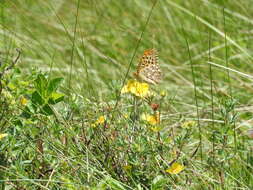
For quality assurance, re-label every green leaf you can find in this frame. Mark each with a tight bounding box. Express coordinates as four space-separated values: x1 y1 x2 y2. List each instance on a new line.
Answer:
47 77 63 95
97 176 126 190
30 126 40 137
48 92 64 104
41 104 54 116
20 106 32 119
34 74 48 97
12 119 23 127
7 83 16 90
31 91 44 106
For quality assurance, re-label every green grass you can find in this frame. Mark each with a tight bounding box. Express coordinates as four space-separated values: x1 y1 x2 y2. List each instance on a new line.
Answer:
1 0 253 189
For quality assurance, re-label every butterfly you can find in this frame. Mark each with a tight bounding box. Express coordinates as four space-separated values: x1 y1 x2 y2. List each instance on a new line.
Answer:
134 49 162 85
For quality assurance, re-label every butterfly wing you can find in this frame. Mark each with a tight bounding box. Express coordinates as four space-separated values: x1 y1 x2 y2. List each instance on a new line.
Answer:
137 49 162 84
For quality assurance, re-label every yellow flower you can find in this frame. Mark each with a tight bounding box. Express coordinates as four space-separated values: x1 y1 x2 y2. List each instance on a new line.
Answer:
181 120 197 129
20 96 28 106
141 113 159 125
0 133 8 140
166 162 184 174
123 114 129 119
121 80 150 98
94 116 106 126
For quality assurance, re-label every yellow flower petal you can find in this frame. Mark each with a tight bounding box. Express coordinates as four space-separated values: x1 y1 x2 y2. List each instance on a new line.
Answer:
121 80 135 94
0 133 8 140
166 162 184 174
121 84 130 94
134 82 149 97
93 116 106 127
20 97 28 106
141 113 159 125
121 80 150 98
123 114 129 119
147 115 158 125
96 116 105 125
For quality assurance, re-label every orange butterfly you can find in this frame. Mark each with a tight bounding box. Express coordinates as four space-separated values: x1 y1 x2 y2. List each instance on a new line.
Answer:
134 49 162 85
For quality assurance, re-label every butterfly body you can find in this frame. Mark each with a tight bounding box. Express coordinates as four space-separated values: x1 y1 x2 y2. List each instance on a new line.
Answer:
134 49 162 85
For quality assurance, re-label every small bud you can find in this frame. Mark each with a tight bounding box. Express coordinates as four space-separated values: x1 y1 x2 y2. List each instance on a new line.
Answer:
150 103 159 111
160 90 167 97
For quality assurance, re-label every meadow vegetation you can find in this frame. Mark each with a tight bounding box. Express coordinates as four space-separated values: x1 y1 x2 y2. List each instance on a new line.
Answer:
1 0 253 189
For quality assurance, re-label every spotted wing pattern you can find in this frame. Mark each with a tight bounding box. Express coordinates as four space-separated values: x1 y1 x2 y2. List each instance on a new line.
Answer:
136 49 162 85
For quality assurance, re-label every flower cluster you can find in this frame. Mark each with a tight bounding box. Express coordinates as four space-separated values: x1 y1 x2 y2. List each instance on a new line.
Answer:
121 80 150 98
